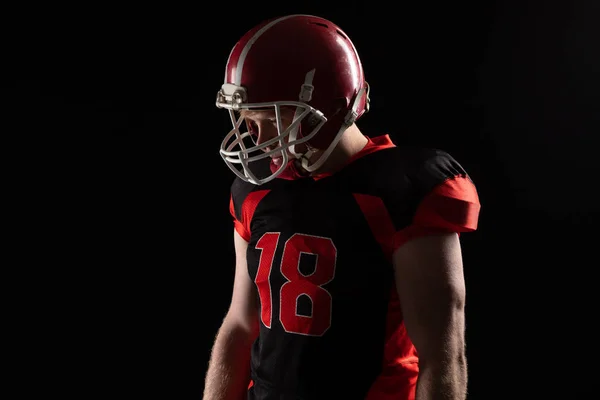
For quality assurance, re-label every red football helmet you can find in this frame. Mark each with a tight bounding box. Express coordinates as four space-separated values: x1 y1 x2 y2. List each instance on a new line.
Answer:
216 14 370 185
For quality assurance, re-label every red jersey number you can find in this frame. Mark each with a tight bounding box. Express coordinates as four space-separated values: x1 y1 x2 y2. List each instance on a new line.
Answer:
254 232 337 336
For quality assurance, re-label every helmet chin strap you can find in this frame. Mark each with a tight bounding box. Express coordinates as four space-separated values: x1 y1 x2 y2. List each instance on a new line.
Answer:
299 124 345 172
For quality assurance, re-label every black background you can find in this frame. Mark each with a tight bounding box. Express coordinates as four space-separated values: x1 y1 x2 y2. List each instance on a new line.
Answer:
5 0 599 398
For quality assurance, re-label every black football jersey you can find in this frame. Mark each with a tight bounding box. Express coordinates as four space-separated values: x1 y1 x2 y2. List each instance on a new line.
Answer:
229 135 480 400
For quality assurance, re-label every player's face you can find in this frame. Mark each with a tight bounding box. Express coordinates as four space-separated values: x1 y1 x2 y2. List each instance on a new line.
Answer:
240 108 309 166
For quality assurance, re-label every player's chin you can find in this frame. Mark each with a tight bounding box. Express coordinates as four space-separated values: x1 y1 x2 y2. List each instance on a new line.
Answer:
270 149 291 167
271 156 284 166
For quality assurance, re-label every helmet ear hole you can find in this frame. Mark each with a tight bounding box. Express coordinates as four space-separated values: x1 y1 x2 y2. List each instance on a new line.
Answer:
321 97 349 122
333 97 350 114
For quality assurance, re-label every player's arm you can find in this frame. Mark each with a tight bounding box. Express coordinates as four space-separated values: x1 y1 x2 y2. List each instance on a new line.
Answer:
393 232 468 400
203 229 259 400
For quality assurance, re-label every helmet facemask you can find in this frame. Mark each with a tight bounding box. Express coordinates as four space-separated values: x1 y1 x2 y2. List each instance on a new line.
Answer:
217 83 327 185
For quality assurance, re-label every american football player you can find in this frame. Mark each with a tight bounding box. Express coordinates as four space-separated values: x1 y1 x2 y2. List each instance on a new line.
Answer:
203 14 481 400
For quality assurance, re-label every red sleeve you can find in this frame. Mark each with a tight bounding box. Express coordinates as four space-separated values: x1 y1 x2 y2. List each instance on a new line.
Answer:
392 175 480 250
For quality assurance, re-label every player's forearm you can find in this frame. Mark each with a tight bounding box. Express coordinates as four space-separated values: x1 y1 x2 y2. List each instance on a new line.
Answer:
415 306 468 400
203 322 255 400
415 347 468 400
